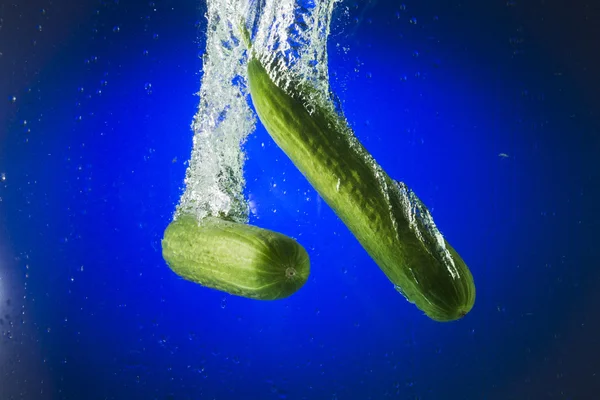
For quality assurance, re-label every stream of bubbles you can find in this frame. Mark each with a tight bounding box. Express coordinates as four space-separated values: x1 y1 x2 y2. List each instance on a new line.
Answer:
174 0 339 223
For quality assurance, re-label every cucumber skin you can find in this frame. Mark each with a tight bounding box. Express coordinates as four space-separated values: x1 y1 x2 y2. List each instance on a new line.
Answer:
162 214 310 300
247 57 475 321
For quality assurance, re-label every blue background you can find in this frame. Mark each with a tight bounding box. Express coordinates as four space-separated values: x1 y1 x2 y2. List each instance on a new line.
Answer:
1 0 598 399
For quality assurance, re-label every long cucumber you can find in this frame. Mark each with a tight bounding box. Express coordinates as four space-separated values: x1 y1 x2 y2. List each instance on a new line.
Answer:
244 31 475 321
162 214 310 300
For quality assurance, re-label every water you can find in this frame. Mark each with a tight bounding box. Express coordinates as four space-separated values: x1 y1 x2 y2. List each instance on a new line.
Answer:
1 0 598 399
176 0 254 224
176 0 337 225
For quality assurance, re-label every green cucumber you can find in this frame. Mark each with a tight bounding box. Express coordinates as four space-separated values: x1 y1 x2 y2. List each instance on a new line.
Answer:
161 214 310 300
244 32 475 321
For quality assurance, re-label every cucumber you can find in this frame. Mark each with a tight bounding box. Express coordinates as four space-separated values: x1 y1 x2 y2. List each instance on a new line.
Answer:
161 214 310 300
244 33 475 321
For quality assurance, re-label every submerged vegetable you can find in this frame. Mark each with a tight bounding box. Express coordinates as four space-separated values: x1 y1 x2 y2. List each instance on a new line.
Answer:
243 29 475 321
162 214 310 300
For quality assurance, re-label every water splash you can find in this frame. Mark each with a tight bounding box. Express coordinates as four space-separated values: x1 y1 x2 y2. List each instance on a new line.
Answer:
175 0 255 223
175 0 339 224
249 0 339 112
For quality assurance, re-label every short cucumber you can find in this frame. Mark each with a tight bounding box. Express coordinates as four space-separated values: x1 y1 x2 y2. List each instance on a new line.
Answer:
161 214 310 300
244 35 475 321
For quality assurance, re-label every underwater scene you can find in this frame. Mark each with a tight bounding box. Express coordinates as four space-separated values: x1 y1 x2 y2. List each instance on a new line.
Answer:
0 0 598 399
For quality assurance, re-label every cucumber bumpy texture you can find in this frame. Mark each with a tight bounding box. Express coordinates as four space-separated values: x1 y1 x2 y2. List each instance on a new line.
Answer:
162 214 310 300
243 29 475 321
